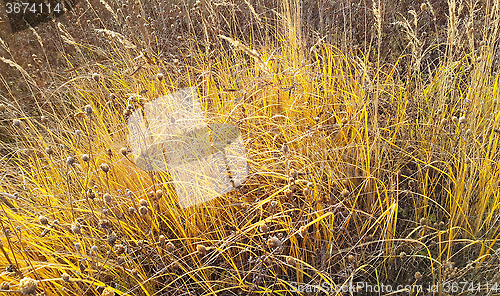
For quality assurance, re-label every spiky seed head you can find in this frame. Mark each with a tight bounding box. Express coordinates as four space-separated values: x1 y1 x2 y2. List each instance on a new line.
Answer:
139 199 148 207
347 254 355 262
45 147 53 155
459 116 466 124
71 222 81 235
114 244 125 255
100 163 110 173
107 231 117 246
81 154 90 162
92 73 100 82
66 156 75 166
103 193 112 204
128 207 136 215
0 104 5 112
299 226 308 238
414 271 422 280
340 188 349 198
267 236 281 249
138 206 148 216
286 256 296 266
281 142 289 154
259 223 269 234
61 273 70 282
19 277 37 295
159 235 166 244
303 185 311 196
0 281 10 290
101 287 114 296
166 241 175 252
84 104 93 115
39 215 49 225
197 244 207 256
120 147 129 156
155 190 163 199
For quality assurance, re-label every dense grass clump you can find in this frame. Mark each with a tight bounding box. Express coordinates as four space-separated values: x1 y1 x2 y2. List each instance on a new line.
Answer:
1 0 500 295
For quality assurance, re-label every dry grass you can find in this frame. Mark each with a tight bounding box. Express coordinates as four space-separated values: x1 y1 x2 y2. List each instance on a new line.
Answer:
1 0 500 295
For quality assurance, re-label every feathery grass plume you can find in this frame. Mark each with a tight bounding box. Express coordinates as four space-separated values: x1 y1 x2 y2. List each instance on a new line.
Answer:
98 0 119 23
219 35 269 74
94 28 136 49
0 57 31 79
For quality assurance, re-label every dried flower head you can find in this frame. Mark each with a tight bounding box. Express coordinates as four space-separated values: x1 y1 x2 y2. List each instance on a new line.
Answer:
459 116 467 124
81 154 90 162
155 190 163 199
267 236 282 249
87 189 96 200
84 104 93 115
71 222 81 235
166 241 175 252
38 215 49 225
103 193 112 204
101 287 114 296
128 207 136 215
284 189 293 198
100 163 110 173
114 244 125 255
61 273 70 282
197 244 207 256
18 277 37 295
340 188 349 198
12 119 21 127
66 156 75 166
107 231 117 246
281 142 289 154
139 199 148 207
45 147 53 155
286 256 296 266
138 206 148 216
159 235 166 244
120 147 129 156
92 73 100 82
414 271 422 280
347 254 355 262
259 222 269 234
0 104 5 112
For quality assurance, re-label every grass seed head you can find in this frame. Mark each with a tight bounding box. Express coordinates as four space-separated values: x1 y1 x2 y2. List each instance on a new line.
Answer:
18 277 37 295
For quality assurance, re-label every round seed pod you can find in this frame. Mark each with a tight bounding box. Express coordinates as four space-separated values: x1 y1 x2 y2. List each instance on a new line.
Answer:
45 147 53 155
92 73 100 82
139 199 148 207
100 163 110 173
166 241 175 252
259 223 269 234
61 273 70 282
103 193 112 204
267 236 282 249
286 256 296 266
159 235 166 244
120 147 129 156
18 277 37 295
66 156 75 166
197 244 207 256
39 215 49 225
138 206 148 216
81 154 90 162
12 119 21 127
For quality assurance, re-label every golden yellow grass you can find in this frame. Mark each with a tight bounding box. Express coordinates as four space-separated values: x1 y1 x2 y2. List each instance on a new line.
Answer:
0 0 500 295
